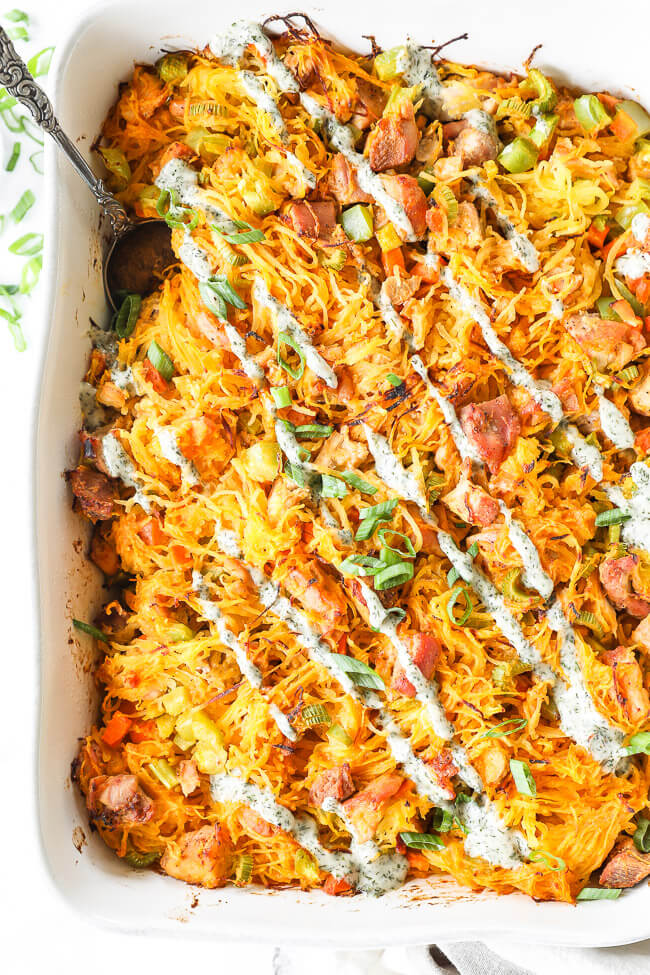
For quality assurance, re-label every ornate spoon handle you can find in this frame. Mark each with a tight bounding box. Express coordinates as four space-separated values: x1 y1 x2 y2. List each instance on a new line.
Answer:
0 25 131 237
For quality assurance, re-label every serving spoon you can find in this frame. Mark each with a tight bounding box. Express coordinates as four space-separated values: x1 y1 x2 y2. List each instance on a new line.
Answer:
0 26 175 310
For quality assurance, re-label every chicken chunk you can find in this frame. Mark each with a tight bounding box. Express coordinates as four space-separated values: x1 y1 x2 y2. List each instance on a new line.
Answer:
284 201 338 241
178 760 200 797
285 560 347 633
366 101 419 172
442 473 500 527
309 764 355 807
160 824 233 888
599 554 650 619
316 425 369 470
455 201 483 248
629 365 650 416
459 395 521 474
565 313 645 372
455 122 499 168
602 646 650 723
239 806 275 837
632 615 650 653
600 838 650 888
87 774 154 827
351 78 387 131
380 174 428 238
392 631 442 698
68 467 116 522
342 773 404 843
328 153 373 205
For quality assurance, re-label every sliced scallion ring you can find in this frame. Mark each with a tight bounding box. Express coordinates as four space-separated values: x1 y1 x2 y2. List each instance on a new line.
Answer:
73 618 110 644
446 586 473 626
355 499 398 541
8 232 43 255
386 373 402 387
626 731 650 755
294 423 334 439
147 341 175 381
323 651 385 691
338 554 383 576
301 704 331 726
27 46 54 77
509 758 536 797
377 528 416 558
374 560 414 591
340 471 377 495
10 189 35 223
321 473 348 499
528 850 566 872
271 385 291 409
480 718 528 740
213 219 265 245
576 887 621 901
6 142 20 172
399 832 444 851
594 508 631 528
277 331 305 380
112 293 141 339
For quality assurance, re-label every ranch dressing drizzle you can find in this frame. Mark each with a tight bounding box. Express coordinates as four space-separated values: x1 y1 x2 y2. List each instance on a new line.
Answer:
101 432 151 512
156 158 240 235
498 501 553 599
594 384 635 450
154 425 199 486
440 268 562 423
632 212 650 244
238 70 316 188
400 44 443 115
564 422 603 482
605 461 650 553
322 798 408 895
192 570 297 740
410 355 482 464
209 21 418 240
79 382 109 432
616 249 650 280
252 277 338 388
466 176 539 273
363 424 428 510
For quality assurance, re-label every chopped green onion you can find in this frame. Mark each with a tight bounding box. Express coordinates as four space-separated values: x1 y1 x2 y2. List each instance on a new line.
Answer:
4 9 28 20
386 373 402 387
29 149 43 174
7 25 28 40
618 365 640 384
284 461 306 487
379 547 402 567
377 528 416 558
147 758 178 789
328 723 353 746
595 508 631 527
426 472 446 502
73 618 109 643
626 731 650 755
147 341 174 381
340 471 377 495
339 554 384 576
374 46 407 82
480 718 528 740
10 189 34 223
633 817 650 853
123 849 160 868
576 887 622 901
468 542 479 559
429 808 455 833
374 560 414 591
294 424 334 439
5 315 25 351
155 188 199 231
509 758 536 797
97 147 131 185
501 568 530 602
112 293 141 340
324 651 385 691
234 853 253 884
277 331 305 380
340 204 374 243
447 567 459 587
613 100 650 141
19 256 41 294
608 524 621 546
319 247 347 271
398 831 444 851
6 141 20 172
528 69 557 112
446 586 473 626
26 46 54 78
528 850 566 872
498 137 538 174
271 385 291 409
321 473 348 499
417 168 436 195
155 53 189 85
355 499 398 541
301 704 331 726
213 219 265 245
8 231 42 255
573 94 612 133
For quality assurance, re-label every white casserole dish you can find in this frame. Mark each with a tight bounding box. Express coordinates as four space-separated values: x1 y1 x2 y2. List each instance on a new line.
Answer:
35 0 650 946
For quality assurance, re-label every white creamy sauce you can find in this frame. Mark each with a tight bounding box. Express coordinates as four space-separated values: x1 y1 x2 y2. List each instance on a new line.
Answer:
463 109 498 138
223 323 265 383
458 796 529 868
411 355 483 464
110 364 137 394
192 569 296 740
79 382 109 431
154 425 200 486
101 432 151 512
363 424 428 510
594 384 635 450
323 798 408 895
546 601 626 773
440 269 562 422
498 501 553 599
400 44 443 116
252 277 337 388
550 298 565 320
631 212 650 245
606 462 650 553
616 249 650 280
564 422 604 482
156 158 240 234
178 234 213 281
467 178 539 273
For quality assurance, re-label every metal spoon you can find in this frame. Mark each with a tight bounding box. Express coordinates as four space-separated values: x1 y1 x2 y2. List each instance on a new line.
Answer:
0 26 175 310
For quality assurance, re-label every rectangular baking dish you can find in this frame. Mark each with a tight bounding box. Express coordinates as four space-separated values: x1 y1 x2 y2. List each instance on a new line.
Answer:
35 0 650 946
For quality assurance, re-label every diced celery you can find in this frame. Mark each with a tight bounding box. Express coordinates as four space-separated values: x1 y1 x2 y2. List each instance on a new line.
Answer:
184 127 230 160
529 113 558 150
497 137 539 173
341 204 374 242
573 95 612 133
156 53 189 85
165 622 194 644
175 711 196 741
616 202 649 230
615 100 650 140
374 45 407 82
173 734 194 751
596 296 621 322
162 685 190 715
147 759 179 789
240 179 279 216
97 147 131 185
294 849 321 884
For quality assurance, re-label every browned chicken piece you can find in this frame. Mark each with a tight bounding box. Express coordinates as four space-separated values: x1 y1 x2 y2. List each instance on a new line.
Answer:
350 78 387 131
285 560 347 634
90 525 120 577
284 201 339 241
68 466 116 522
380 174 428 238
599 555 650 619
381 273 422 307
629 364 650 416
602 646 650 724
460 395 521 475
456 201 483 247
342 773 404 843
565 313 645 372
160 824 233 888
600 838 650 888
309 764 355 807
316 426 369 470
178 760 200 797
328 153 373 205
366 101 419 172
151 141 195 179
87 774 154 827
632 615 650 653
442 473 500 527
454 121 500 168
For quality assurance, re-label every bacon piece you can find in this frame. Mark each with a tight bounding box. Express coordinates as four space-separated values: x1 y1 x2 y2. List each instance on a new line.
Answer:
143 357 170 393
392 631 442 697
632 615 650 653
600 838 650 888
599 554 650 619
285 560 347 634
80 428 110 475
285 201 338 241
442 473 500 527
160 824 233 888
381 273 421 307
602 646 650 723
367 101 419 172
87 774 154 826
455 123 499 168
459 395 521 474
552 378 580 414
133 68 167 118
351 79 387 131
328 153 373 205
342 773 403 843
309 764 355 807
178 760 200 797
380 174 428 238
68 467 116 522
239 806 275 837
429 750 459 799
565 313 645 372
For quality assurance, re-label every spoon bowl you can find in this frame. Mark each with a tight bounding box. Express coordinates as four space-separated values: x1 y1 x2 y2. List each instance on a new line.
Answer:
104 219 175 310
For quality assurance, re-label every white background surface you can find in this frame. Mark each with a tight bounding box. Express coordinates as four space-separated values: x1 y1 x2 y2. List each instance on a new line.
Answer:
2 2 650 971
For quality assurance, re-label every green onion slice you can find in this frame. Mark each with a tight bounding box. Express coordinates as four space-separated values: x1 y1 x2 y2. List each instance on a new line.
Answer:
8 232 42 255
386 373 402 387
271 385 291 409
576 887 622 901
626 731 650 755
339 554 384 576
5 9 29 21
374 561 414 591
377 528 416 558
528 850 567 872
468 542 479 559
447 567 460 587
284 461 306 487
399 832 444 851
124 849 161 868
429 808 455 833
324 651 385 691
7 25 28 40
595 508 631 527
213 219 265 245
29 149 44 174
509 758 536 797
355 499 398 541
146 341 174 381
112 293 141 339
446 586 473 626
321 473 348 499
328 723 353 745
294 424 333 439
480 718 528 739
340 471 377 495
27 46 54 77
155 188 199 231
633 817 650 853
277 331 306 380
20 255 41 294
73 618 110 643
301 704 331 726
6 141 20 172
10 189 34 223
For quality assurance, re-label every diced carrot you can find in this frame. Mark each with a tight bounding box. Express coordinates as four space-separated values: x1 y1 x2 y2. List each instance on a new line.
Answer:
170 544 191 566
598 93 620 113
636 428 650 454
634 278 650 306
184 416 218 459
612 299 643 328
587 223 609 250
610 109 640 143
337 632 347 655
129 719 157 743
138 517 168 547
603 236 629 262
102 712 132 748
301 521 314 543
411 261 439 283
323 875 354 896
406 850 431 871
382 247 405 276
143 357 170 394
426 207 444 234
